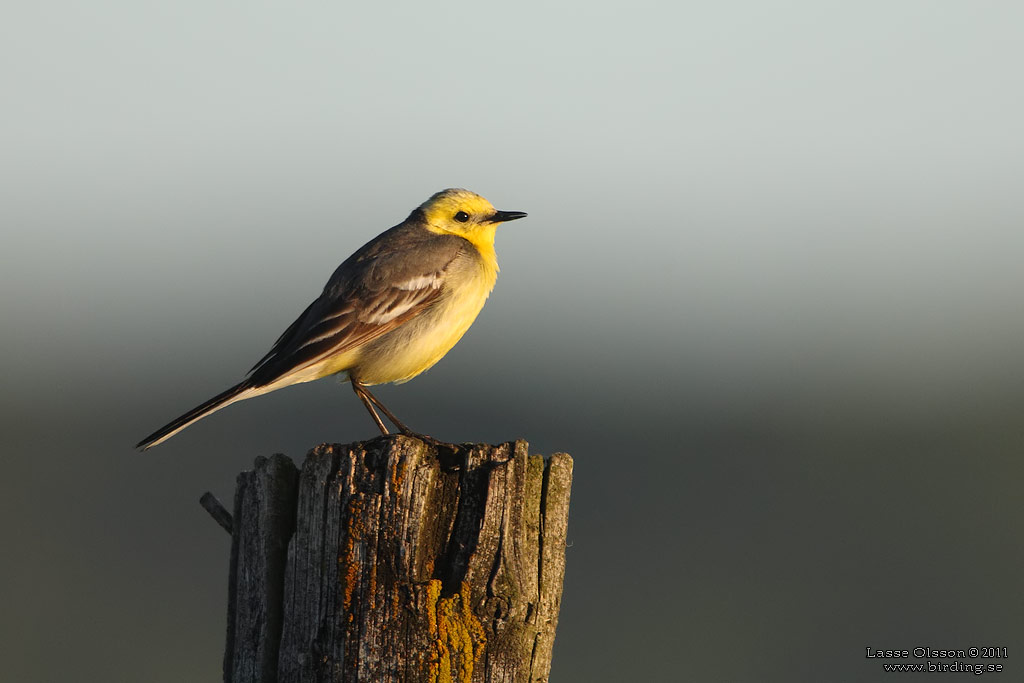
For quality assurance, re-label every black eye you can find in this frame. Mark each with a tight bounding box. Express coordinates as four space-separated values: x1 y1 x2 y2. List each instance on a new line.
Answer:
454 211 470 223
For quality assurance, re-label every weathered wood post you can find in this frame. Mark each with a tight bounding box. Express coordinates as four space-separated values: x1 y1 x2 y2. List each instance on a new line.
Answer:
210 435 573 683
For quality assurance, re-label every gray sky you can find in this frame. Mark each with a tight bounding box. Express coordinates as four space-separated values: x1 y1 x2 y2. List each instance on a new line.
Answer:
5 2 1023 406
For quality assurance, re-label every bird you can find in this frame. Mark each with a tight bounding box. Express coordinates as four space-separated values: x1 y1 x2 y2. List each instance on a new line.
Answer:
136 188 527 450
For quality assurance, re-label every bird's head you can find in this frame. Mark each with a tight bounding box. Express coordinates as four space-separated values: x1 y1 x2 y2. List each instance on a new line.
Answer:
416 188 527 244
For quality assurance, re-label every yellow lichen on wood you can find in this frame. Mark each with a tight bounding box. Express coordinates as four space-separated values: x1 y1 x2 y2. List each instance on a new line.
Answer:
423 579 486 683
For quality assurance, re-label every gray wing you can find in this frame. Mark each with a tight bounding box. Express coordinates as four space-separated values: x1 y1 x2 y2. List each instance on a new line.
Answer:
247 224 470 387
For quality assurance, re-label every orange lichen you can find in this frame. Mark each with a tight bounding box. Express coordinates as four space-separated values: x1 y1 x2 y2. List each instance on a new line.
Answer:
389 454 409 497
341 496 366 617
391 584 401 619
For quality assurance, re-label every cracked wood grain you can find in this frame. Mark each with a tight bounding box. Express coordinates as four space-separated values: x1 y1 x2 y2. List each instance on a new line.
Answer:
221 436 572 683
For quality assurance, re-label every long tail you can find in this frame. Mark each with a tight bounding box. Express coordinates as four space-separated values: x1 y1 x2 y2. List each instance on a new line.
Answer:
136 381 254 451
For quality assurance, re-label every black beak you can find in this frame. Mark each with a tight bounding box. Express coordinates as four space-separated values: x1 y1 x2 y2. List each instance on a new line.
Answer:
489 210 528 223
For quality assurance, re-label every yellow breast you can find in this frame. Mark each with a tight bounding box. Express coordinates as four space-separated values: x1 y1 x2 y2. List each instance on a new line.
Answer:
351 249 498 385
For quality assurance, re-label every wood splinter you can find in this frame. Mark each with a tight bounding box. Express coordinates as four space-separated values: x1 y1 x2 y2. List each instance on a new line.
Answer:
200 491 233 534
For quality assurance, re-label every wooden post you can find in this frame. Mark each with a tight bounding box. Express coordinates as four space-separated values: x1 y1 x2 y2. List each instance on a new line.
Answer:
216 435 573 683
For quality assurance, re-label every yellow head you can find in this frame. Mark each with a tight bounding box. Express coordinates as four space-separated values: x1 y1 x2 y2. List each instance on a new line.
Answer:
417 188 527 246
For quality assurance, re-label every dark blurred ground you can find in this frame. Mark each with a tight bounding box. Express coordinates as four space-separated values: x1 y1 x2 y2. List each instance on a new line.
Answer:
3 313 1021 681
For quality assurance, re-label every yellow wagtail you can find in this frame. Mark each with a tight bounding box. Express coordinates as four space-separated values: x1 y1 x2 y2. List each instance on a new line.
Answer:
136 188 526 450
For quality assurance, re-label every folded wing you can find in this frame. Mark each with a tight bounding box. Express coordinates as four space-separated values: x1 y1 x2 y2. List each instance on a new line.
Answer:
247 230 469 388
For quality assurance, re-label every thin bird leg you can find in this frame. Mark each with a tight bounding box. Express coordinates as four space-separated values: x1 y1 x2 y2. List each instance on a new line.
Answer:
360 388 450 449
360 384 416 435
351 380 390 435
351 379 440 444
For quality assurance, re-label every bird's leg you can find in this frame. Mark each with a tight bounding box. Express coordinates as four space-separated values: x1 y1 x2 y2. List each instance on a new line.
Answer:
351 380 390 435
360 384 416 435
364 389 452 449
351 379 444 446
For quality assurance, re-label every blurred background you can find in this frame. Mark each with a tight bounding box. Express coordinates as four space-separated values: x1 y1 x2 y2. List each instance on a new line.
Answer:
2 2 1022 681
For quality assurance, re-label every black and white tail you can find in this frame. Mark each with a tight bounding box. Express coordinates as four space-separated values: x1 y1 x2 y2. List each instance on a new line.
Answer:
135 381 254 451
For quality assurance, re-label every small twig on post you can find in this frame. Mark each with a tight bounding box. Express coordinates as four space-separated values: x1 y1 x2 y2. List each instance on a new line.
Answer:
200 491 233 534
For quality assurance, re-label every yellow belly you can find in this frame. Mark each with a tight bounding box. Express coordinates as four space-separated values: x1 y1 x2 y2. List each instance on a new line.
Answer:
347 258 496 385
